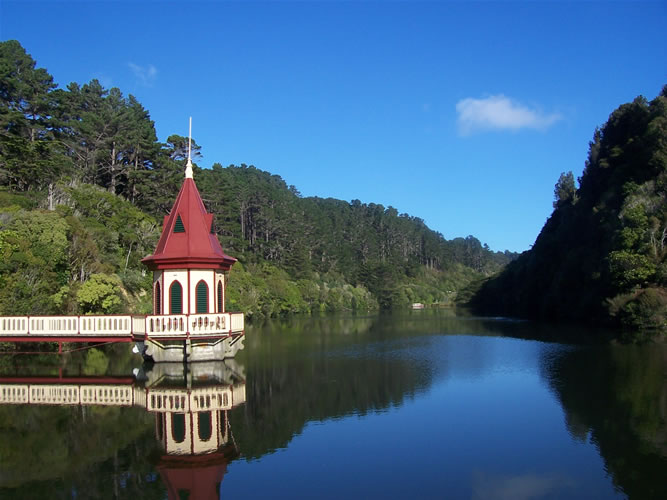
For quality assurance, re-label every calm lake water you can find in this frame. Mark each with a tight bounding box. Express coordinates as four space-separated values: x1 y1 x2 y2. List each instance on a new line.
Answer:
0 310 665 499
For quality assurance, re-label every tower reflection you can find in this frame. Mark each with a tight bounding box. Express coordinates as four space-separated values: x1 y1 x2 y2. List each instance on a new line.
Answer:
0 358 247 499
137 361 246 500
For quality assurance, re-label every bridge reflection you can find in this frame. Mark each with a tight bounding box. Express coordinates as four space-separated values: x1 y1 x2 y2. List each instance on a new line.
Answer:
0 360 246 500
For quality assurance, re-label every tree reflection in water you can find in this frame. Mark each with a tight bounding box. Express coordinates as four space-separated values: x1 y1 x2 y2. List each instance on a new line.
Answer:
0 313 666 499
541 342 667 499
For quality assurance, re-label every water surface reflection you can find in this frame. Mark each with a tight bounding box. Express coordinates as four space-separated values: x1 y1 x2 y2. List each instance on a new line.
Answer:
229 312 666 499
0 311 665 499
0 355 245 499
541 343 667 499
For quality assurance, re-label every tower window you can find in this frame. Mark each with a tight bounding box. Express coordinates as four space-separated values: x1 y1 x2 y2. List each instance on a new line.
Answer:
170 281 183 314
155 282 162 314
195 280 208 314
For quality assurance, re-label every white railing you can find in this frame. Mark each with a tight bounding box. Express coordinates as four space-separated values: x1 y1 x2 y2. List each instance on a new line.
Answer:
79 315 134 336
1 383 246 409
144 385 246 413
146 389 190 412
190 386 234 411
0 312 244 338
145 312 245 337
30 316 78 336
188 313 228 335
133 387 147 408
132 316 146 334
230 312 244 333
30 385 80 405
0 384 29 404
232 384 247 406
80 385 134 406
145 314 187 336
0 317 28 335
0 384 134 406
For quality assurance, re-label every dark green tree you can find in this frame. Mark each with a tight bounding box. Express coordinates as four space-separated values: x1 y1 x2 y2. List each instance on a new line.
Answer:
553 171 576 208
0 40 65 195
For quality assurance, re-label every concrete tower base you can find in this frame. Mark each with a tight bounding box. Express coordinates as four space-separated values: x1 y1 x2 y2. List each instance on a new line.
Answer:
135 335 245 363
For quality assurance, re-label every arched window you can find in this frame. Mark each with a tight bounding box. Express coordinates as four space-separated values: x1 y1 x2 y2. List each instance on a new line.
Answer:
198 411 212 441
169 281 183 314
217 281 223 312
154 282 162 315
195 280 208 314
171 413 186 443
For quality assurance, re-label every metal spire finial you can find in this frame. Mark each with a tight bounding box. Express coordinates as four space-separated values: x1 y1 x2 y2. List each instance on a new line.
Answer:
185 116 194 179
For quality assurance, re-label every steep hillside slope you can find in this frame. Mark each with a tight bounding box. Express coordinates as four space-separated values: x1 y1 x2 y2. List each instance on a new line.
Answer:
469 87 667 336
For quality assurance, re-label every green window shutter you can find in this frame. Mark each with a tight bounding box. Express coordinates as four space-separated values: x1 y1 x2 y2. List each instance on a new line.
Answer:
217 281 223 312
170 281 183 314
174 214 185 233
196 281 208 313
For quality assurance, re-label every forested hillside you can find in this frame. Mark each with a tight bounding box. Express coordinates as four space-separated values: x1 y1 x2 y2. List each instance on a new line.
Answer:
0 40 514 318
468 87 667 337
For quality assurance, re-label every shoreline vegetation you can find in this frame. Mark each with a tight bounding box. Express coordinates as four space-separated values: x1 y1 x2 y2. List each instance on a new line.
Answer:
1 40 665 340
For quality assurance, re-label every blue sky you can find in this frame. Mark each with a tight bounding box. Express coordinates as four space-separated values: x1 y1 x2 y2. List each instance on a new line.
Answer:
1 1 665 252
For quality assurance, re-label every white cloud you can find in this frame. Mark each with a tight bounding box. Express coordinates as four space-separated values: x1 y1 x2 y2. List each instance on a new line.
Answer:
456 94 562 135
128 62 157 86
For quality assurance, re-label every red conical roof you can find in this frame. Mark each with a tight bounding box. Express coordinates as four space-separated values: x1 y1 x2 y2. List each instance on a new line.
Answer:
157 449 234 500
142 177 236 270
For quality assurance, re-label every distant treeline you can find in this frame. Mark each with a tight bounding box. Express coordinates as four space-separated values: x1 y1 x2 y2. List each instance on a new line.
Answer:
0 40 515 318
466 86 667 338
